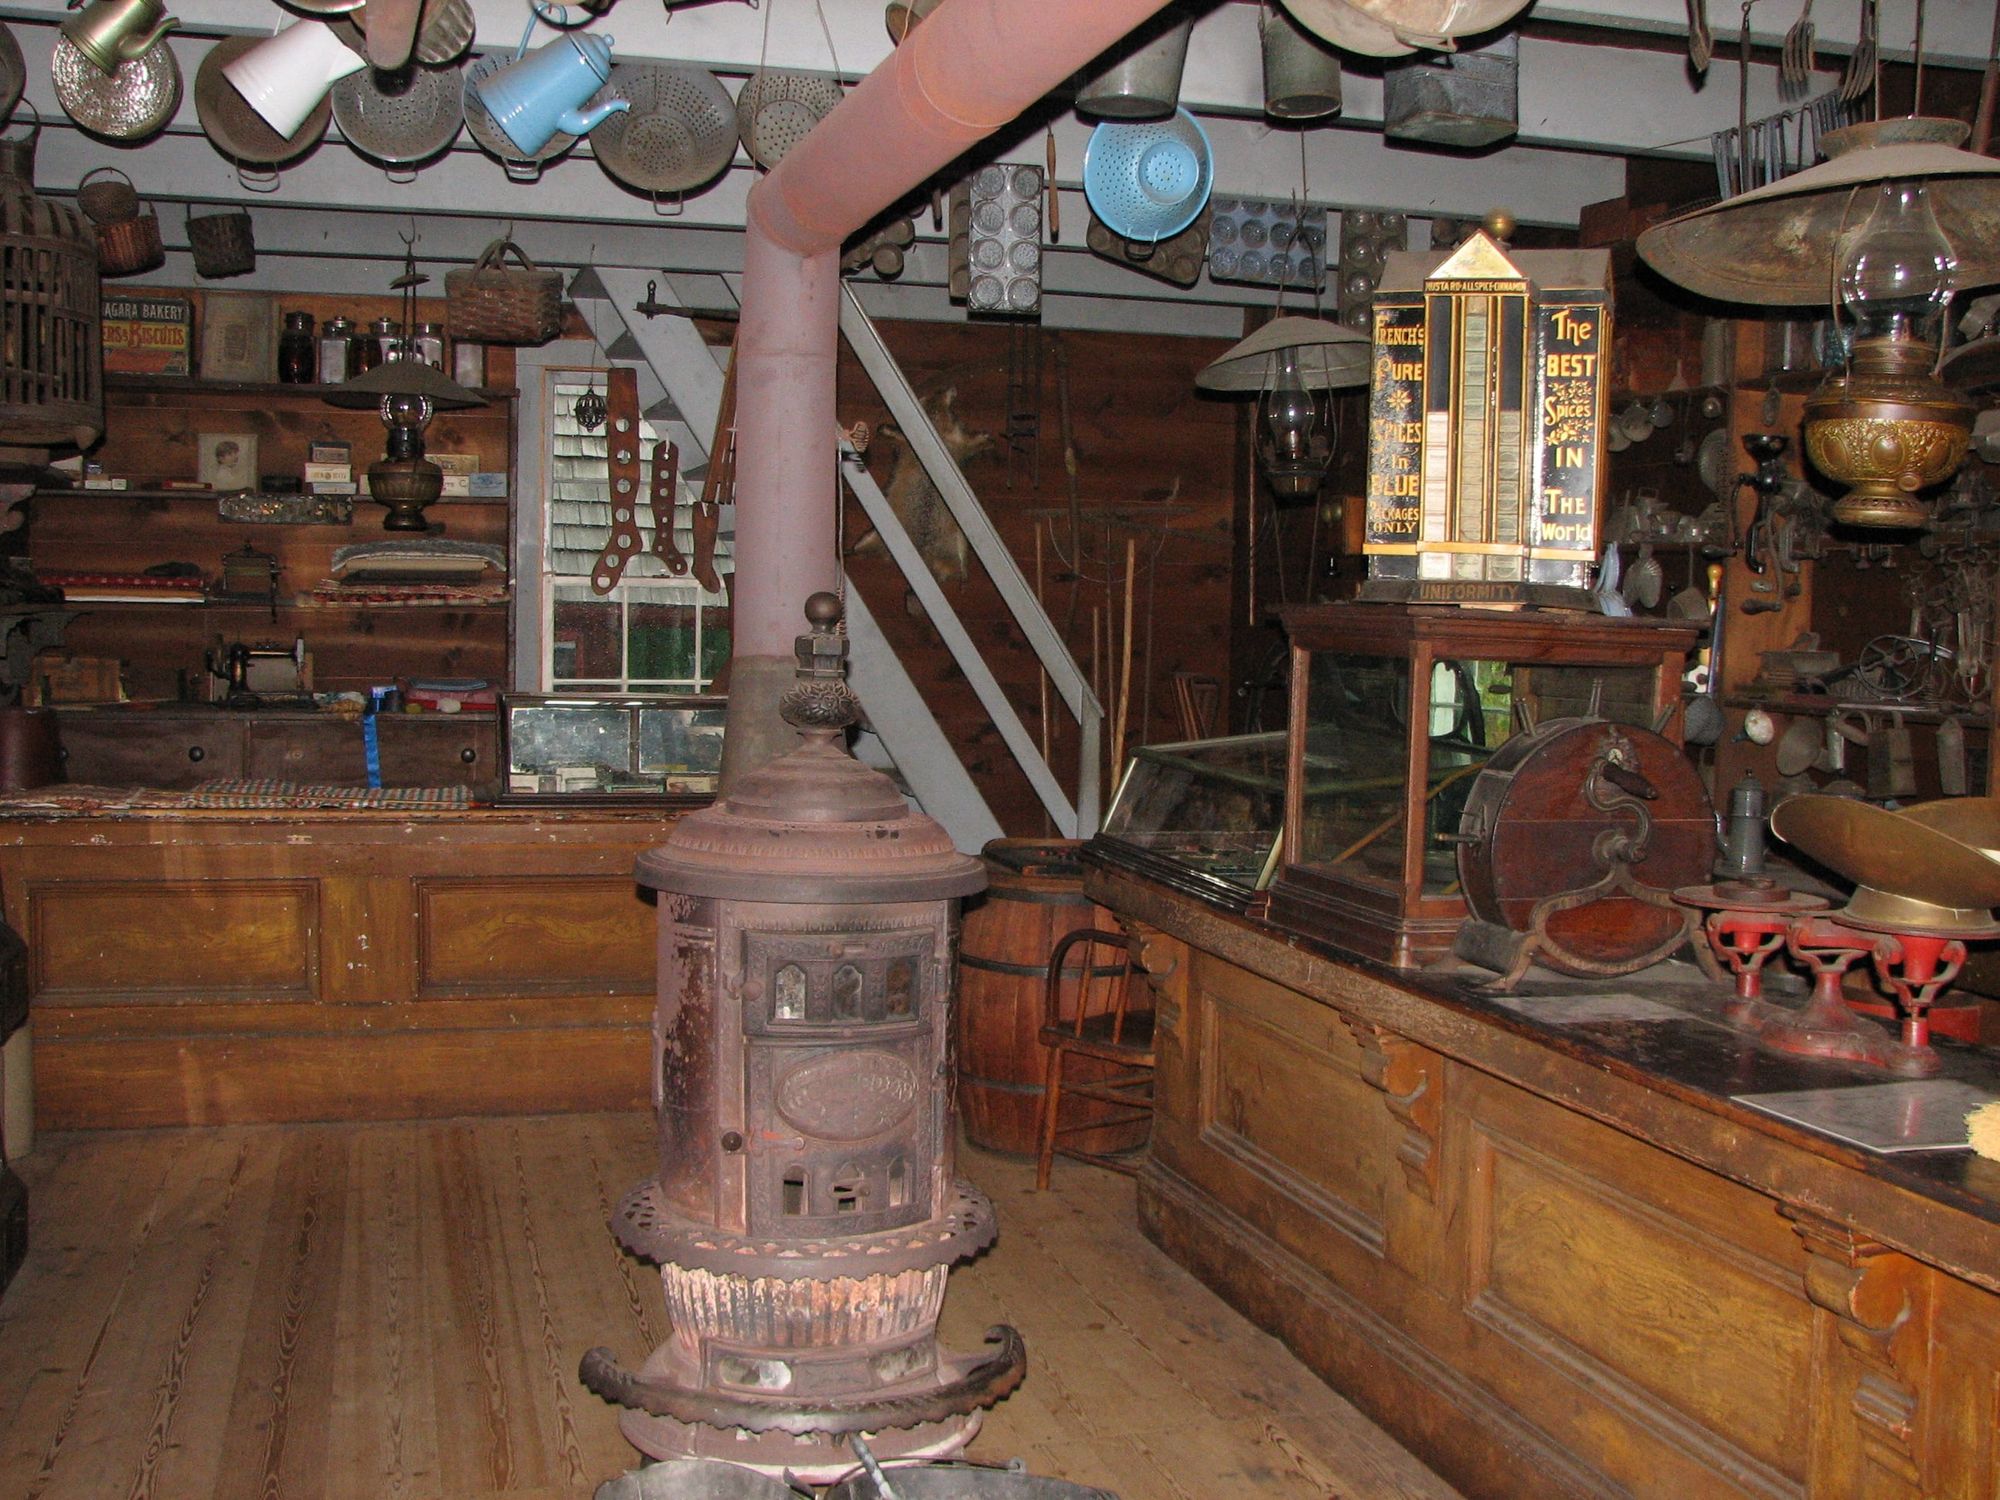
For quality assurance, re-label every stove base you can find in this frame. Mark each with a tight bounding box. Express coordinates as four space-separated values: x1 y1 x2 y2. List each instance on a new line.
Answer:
616 1405 981 1482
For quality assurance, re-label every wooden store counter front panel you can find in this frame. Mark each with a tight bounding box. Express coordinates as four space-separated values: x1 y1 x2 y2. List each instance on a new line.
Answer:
1087 864 2000 1500
0 807 673 1128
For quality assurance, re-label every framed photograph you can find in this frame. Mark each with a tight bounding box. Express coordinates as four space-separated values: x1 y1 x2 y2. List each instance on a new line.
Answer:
197 431 259 492
198 291 276 383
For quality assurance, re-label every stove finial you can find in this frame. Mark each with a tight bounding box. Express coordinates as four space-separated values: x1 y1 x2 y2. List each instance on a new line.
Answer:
780 590 858 738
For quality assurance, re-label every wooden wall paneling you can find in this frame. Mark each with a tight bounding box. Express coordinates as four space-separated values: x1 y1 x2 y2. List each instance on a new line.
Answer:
835 321 1243 836
29 877 320 1003
1457 1074 1815 1498
319 873 413 1006
414 875 656 1000
1105 867 2000 1500
5 811 665 1127
1189 952 1390 1259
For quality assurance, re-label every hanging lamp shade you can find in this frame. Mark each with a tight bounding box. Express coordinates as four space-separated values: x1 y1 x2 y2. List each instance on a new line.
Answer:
322 358 486 409
1195 315 1370 392
1635 120 2000 307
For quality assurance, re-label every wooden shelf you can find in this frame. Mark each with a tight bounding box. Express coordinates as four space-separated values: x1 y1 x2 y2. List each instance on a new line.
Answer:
1723 692 1995 728
104 374 519 402
60 597 509 613
31 488 509 509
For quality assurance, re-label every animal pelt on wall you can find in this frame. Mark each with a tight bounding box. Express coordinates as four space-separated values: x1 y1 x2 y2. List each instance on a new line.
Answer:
849 386 996 597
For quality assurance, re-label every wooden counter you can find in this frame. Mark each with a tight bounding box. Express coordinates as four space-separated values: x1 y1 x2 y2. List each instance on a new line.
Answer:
0 805 676 1128
1087 862 2000 1500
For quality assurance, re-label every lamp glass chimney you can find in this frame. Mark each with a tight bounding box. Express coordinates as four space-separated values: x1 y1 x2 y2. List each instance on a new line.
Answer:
1839 179 1956 356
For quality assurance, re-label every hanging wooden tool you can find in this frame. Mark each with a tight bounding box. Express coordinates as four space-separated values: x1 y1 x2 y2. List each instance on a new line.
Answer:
650 440 689 576
691 349 735 596
590 367 646 595
364 0 422 71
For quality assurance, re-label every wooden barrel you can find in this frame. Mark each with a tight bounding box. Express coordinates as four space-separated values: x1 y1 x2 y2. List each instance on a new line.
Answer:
955 839 1150 1157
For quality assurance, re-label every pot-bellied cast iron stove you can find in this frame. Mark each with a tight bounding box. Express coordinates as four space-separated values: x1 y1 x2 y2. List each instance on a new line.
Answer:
582 594 1026 1479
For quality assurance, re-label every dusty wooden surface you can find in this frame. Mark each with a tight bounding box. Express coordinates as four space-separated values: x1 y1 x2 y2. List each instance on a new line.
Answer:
0 1115 1458 1500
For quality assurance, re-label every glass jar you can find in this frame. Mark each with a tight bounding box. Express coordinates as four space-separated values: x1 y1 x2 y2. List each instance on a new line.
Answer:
365 315 400 371
452 339 485 390
413 321 445 371
278 310 316 384
318 316 360 384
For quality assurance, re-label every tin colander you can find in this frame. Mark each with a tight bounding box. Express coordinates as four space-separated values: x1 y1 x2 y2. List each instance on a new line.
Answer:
464 49 575 174
333 61 464 167
51 31 181 142
195 35 331 167
1082 108 1213 244
591 62 736 197
735 68 842 170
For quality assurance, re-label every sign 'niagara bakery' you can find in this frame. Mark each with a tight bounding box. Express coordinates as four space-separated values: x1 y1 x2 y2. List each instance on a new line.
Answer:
1362 233 1611 608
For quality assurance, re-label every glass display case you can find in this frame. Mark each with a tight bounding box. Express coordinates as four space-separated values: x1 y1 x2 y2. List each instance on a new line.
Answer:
1269 604 1698 966
499 694 725 803
1089 733 1286 912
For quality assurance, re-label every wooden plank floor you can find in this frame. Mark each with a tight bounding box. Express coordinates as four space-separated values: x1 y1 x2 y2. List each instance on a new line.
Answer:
0 1116 1460 1500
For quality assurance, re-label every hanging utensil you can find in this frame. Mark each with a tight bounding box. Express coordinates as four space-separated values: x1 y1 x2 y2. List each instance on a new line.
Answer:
1779 0 1815 96
51 28 180 142
650 440 689 576
1688 0 1714 71
364 0 422 71
1631 541 1665 609
1840 0 1876 103
331 59 464 174
589 62 737 202
336 0 475 67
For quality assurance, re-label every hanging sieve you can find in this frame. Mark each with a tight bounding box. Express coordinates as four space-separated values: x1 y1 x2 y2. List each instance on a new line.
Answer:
464 49 576 179
1082 107 1212 244
51 30 181 142
1 21 27 123
196 35 331 174
335 0 476 68
735 69 842 170
590 62 736 199
333 60 464 172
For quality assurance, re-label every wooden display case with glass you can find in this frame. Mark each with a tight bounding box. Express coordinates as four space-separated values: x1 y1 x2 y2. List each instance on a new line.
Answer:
1269 603 1698 967
1089 732 1285 914
499 694 724 804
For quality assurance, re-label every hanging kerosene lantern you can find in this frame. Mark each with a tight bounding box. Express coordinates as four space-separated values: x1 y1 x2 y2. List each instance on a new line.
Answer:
0 109 103 459
1638 118 2000 528
1195 315 1369 508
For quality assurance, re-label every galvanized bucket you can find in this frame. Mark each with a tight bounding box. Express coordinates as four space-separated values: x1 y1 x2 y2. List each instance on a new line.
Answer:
1074 5 1192 120
1261 6 1343 120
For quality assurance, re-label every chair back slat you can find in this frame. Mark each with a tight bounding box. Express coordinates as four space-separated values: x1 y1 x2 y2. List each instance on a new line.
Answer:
1043 928 1135 1042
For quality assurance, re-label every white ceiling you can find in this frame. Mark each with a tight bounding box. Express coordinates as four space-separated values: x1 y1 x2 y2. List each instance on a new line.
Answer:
1 0 1985 332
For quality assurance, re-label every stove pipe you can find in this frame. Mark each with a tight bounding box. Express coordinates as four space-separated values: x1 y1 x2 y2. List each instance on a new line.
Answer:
720 0 1178 786
584 594 1016 1478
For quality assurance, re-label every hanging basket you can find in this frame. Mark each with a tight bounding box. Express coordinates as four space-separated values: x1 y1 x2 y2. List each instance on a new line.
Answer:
94 204 164 277
75 165 139 226
444 237 563 345
187 205 255 278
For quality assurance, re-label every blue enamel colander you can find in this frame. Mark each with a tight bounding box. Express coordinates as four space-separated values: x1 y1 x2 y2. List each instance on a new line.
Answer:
1082 107 1213 244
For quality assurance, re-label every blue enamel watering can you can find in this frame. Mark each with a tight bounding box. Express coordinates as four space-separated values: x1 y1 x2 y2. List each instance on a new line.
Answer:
474 28 628 157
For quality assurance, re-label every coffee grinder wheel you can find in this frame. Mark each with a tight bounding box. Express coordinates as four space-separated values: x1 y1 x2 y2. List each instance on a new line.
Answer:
1454 716 1717 988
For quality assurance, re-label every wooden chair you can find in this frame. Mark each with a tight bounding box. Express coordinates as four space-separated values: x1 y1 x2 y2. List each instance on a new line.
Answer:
1033 927 1156 1190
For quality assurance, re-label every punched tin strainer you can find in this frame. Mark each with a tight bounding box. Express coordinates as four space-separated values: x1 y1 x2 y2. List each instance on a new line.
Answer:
333 61 464 166
591 62 736 195
195 34 331 166
735 68 842 169
464 50 575 170
51 31 181 142
1082 107 1213 243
